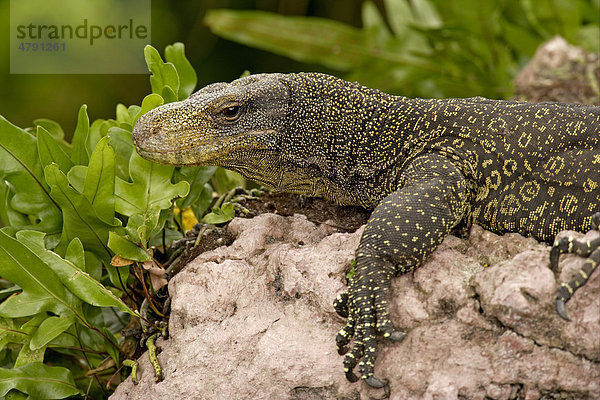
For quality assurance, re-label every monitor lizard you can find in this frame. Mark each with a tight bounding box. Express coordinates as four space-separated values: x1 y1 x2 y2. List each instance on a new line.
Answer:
132 72 600 388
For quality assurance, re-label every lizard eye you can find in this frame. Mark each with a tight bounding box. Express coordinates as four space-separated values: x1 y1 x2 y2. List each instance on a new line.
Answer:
220 104 242 121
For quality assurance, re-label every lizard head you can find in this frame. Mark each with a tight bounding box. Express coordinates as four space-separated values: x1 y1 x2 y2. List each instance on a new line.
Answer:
132 73 289 167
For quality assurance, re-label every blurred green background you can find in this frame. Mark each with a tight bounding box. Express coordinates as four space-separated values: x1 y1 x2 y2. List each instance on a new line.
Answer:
1 0 598 136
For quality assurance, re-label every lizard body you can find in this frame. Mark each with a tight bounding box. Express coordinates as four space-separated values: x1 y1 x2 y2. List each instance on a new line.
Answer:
133 72 600 387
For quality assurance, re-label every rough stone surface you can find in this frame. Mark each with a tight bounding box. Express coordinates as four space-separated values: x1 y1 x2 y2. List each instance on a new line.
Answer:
111 213 599 400
514 36 599 104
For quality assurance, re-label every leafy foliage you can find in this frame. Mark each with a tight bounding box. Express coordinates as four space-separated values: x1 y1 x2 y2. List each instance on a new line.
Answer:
205 0 599 99
0 43 225 398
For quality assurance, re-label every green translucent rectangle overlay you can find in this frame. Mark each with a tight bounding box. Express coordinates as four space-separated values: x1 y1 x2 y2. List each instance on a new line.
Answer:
10 0 151 74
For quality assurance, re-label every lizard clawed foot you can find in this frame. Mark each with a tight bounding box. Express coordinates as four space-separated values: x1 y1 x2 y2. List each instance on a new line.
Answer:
551 212 600 321
335 267 405 388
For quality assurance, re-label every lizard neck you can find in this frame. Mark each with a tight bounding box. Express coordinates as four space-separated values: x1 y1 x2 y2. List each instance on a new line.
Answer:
270 73 424 207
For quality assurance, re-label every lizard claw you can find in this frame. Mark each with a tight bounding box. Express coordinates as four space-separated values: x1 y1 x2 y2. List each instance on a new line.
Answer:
345 370 359 382
384 330 406 342
365 376 388 388
555 298 570 321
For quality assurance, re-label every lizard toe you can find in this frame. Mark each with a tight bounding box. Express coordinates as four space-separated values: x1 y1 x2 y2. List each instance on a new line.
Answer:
334 291 349 318
336 320 355 355
343 339 364 383
550 237 569 271
365 376 388 389
555 298 570 321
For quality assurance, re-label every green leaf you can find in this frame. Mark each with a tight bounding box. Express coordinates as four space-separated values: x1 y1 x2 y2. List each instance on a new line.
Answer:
16 231 135 315
84 251 103 281
0 284 22 303
578 24 600 53
87 118 115 156
30 314 75 350
193 183 214 218
37 126 74 174
410 0 442 29
127 105 141 124
144 45 180 101
205 9 386 71
102 327 121 368
83 137 116 225
177 166 217 209
66 165 87 193
71 105 90 166
212 167 246 193
161 86 178 104
116 104 132 126
362 1 392 40
125 209 161 247
115 151 189 216
33 118 65 141
108 231 152 262
0 318 28 350
14 342 45 367
107 126 135 180
0 116 61 233
383 0 414 37
203 203 235 225
165 42 198 99
44 164 122 263
0 362 80 399
133 93 165 125
0 230 73 318
0 182 29 227
65 237 86 272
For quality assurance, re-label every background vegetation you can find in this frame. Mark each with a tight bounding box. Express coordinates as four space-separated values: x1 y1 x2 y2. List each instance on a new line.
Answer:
0 0 598 398
1 0 597 136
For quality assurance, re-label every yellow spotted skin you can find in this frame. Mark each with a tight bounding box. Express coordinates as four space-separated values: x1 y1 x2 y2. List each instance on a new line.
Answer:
133 72 600 387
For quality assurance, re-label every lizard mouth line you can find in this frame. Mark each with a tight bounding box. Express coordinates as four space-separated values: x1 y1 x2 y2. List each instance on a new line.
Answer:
136 129 277 155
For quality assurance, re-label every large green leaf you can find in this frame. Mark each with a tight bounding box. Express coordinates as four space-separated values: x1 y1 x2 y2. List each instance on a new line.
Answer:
0 362 80 399
205 9 404 71
165 42 197 100
0 230 77 319
29 314 75 350
107 126 134 180
115 151 189 216
83 137 116 225
144 45 180 103
37 126 74 174
16 231 135 315
44 164 122 263
0 116 61 234
70 105 90 166
107 231 152 262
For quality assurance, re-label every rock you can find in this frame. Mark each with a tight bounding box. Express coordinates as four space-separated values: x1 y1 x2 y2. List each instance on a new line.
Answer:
514 36 600 104
111 213 599 400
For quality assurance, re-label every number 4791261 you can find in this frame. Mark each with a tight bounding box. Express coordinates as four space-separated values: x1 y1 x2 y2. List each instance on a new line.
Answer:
18 42 66 51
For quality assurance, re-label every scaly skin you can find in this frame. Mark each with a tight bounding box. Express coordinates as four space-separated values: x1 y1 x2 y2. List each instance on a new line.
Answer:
133 72 600 387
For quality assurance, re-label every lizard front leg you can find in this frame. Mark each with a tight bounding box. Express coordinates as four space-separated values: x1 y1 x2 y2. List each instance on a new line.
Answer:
336 154 470 387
